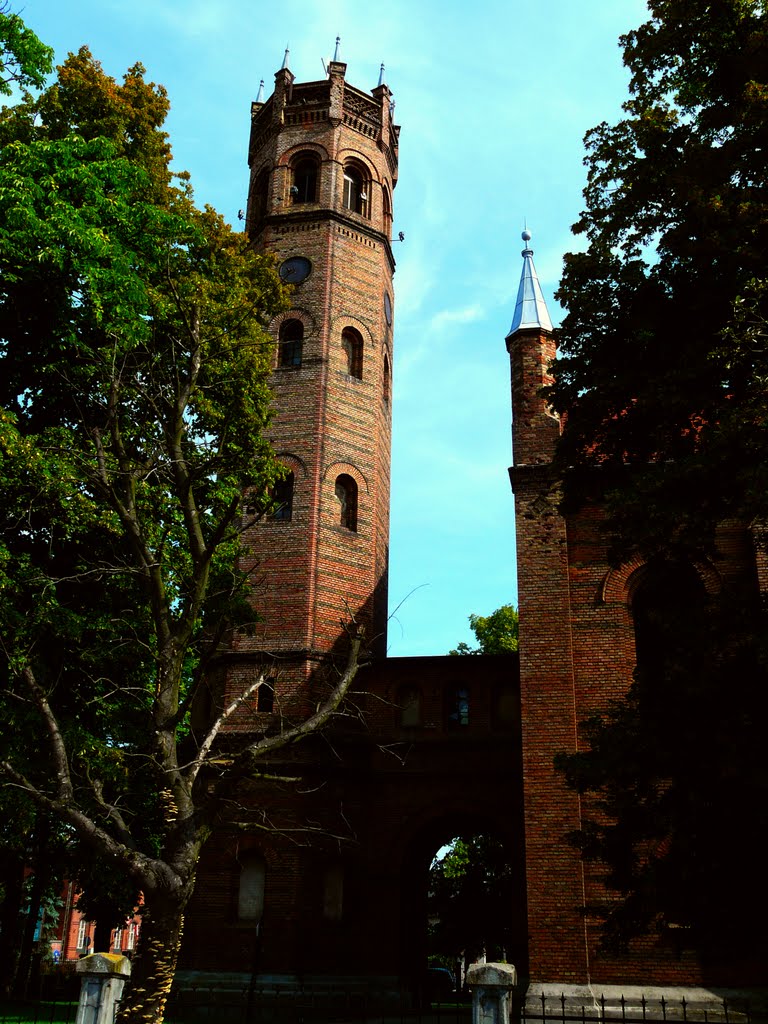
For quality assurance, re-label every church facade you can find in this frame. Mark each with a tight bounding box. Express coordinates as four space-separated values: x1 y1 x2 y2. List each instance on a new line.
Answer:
179 55 766 1004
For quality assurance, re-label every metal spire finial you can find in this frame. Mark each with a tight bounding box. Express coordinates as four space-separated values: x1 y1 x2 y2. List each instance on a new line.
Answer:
256 79 265 103
378 62 386 87
333 36 341 61
281 46 290 70
506 228 554 337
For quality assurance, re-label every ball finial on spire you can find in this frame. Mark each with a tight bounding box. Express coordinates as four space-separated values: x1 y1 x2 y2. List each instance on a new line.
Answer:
522 229 532 243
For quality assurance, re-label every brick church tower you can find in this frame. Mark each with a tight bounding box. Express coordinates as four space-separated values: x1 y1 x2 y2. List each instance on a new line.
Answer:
506 233 589 984
507 232 766 996
235 49 399 700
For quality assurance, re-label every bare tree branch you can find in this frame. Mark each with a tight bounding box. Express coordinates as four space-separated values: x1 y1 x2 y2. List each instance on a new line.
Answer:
222 631 364 787
19 665 73 804
187 670 267 787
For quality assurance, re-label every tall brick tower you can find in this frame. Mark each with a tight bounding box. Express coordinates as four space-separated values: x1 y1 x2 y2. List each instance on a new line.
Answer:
236 50 399 695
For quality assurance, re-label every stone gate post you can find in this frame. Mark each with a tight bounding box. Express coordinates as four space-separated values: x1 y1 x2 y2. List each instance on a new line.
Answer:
75 952 132 1024
466 961 517 1024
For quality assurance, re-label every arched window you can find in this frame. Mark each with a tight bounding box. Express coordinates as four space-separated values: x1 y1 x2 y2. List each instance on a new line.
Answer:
382 186 392 236
335 474 358 532
250 168 270 227
397 685 421 728
323 864 344 922
447 685 469 729
632 561 706 680
342 165 368 216
492 682 518 731
270 471 294 521
257 677 275 713
279 319 303 368
383 353 390 405
292 156 318 204
238 853 266 923
341 327 363 379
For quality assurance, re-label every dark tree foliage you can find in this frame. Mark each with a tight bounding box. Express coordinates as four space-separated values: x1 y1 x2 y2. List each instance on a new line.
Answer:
551 0 768 963
550 0 768 561
555 566 768 958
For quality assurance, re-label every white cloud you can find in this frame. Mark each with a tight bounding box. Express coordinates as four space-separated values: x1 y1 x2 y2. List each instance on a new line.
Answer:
429 304 484 333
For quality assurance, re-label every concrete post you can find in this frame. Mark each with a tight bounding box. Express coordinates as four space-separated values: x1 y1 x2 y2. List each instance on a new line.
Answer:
466 962 517 1024
75 953 132 1024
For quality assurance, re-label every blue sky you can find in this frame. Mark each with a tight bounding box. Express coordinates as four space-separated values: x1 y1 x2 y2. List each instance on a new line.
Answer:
22 0 647 657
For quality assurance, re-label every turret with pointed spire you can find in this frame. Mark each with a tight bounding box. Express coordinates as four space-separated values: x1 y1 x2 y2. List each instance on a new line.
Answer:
507 229 586 986
506 230 560 466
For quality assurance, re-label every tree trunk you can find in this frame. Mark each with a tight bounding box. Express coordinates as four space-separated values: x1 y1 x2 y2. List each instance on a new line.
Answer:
0 852 25 995
15 859 48 999
94 917 114 955
116 890 190 1024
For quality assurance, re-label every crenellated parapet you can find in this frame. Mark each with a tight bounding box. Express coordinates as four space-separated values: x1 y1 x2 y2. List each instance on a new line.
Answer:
249 62 398 182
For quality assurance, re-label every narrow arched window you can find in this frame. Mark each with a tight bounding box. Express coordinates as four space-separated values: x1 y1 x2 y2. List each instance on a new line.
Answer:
292 157 318 204
341 328 363 379
335 474 358 532
447 685 470 729
279 319 303 368
492 682 518 731
250 168 270 227
383 353 390 405
238 853 266 923
383 186 392 236
257 677 275 713
343 165 368 216
323 864 344 922
270 472 294 521
397 685 421 728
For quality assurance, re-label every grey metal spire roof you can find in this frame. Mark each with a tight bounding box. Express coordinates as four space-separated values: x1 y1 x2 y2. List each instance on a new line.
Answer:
506 230 554 337
333 36 341 61
281 46 290 70
256 79 265 103
378 62 386 87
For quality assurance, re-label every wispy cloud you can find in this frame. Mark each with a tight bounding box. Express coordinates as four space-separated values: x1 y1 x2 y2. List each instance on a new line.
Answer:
429 304 484 333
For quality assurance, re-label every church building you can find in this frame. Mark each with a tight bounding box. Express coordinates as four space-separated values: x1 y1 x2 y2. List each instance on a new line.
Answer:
179 49 766 1011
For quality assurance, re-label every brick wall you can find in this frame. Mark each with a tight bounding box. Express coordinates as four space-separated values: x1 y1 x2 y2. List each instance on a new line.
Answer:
508 323 764 987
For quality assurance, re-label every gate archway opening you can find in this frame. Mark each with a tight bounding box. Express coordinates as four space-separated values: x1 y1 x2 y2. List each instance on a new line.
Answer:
398 815 527 1003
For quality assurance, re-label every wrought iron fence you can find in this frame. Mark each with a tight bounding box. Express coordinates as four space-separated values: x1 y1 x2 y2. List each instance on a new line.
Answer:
0 1000 77 1024
165 981 472 1024
1 984 760 1024
520 993 755 1024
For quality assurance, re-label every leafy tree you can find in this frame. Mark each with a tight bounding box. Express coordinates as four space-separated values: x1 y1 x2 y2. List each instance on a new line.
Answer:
550 0 768 563
549 0 768 961
0 2 52 95
0 37 363 1024
428 835 515 966
449 605 518 656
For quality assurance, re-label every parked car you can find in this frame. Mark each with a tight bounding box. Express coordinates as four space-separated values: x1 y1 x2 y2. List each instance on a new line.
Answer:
425 966 455 999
